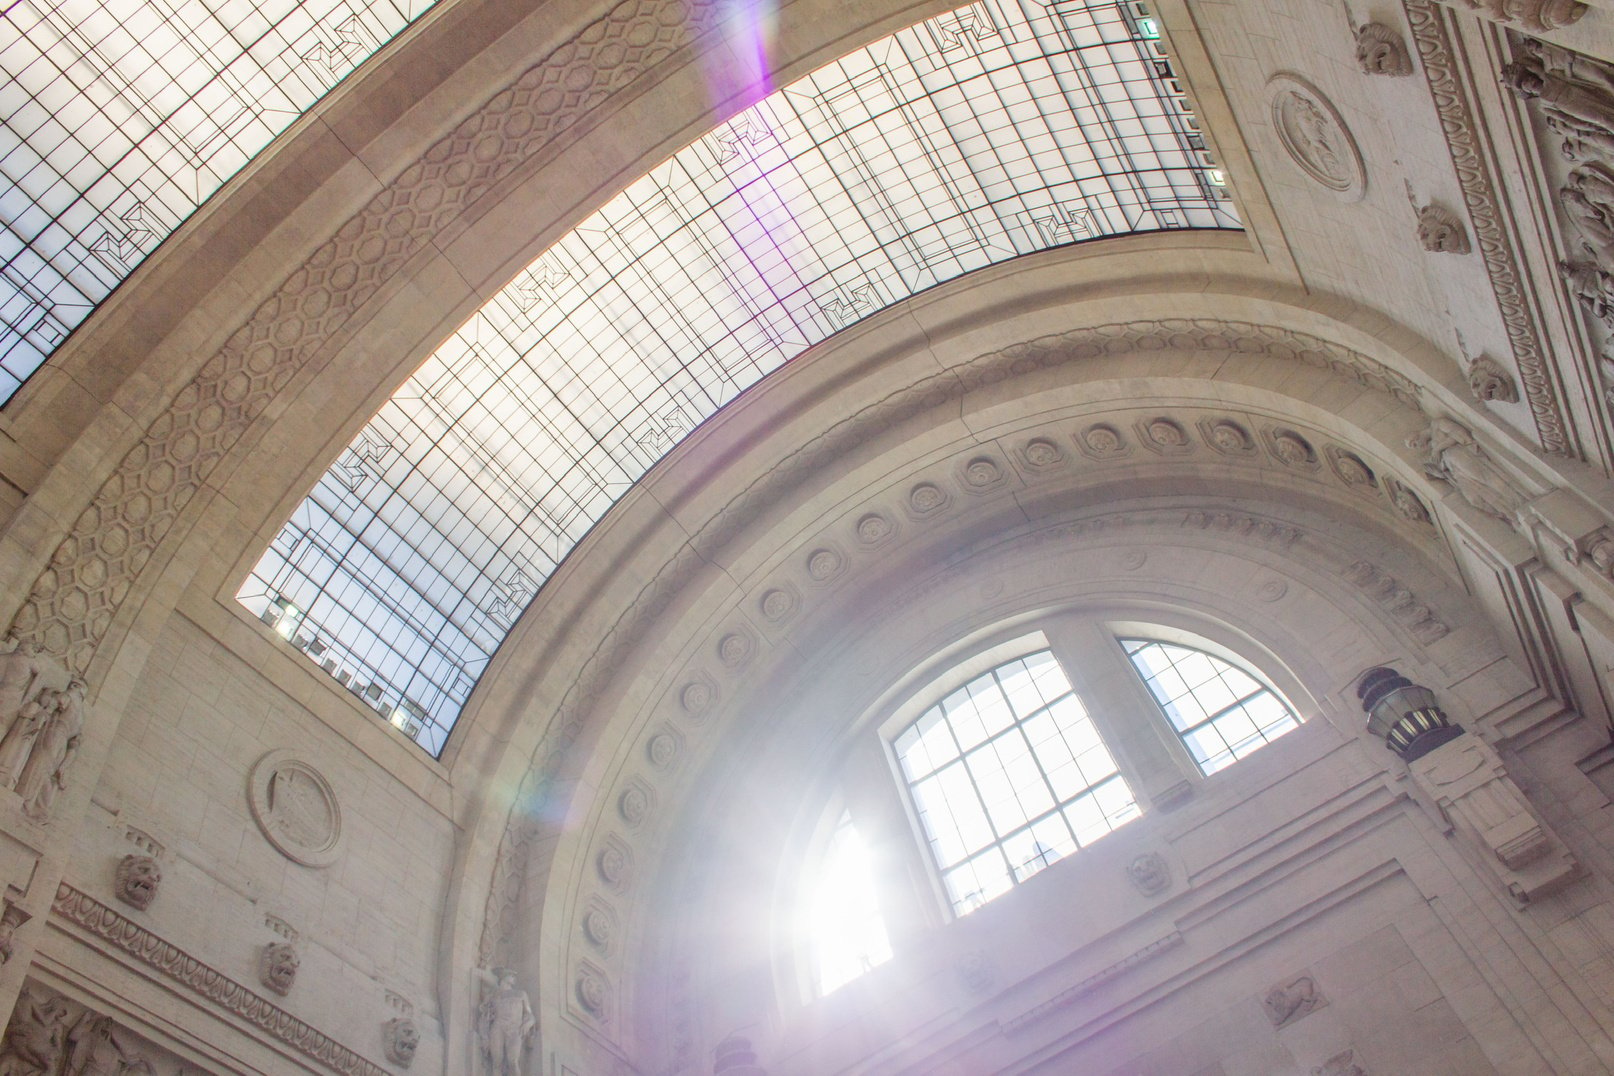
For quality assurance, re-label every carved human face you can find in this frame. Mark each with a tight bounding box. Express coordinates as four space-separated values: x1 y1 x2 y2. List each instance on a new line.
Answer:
1417 214 1463 253
115 854 161 911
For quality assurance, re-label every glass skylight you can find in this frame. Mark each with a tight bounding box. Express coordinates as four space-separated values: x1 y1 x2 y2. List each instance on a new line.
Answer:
1 0 441 401
238 0 1239 753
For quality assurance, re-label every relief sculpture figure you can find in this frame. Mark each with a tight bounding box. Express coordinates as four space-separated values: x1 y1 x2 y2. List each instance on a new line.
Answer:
15 680 83 822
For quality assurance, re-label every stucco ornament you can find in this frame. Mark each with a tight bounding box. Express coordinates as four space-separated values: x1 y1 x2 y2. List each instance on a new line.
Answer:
1560 162 1614 264
0 901 30 964
1467 355 1519 403
247 749 344 867
1454 0 1584 32
1127 852 1170 895
114 854 161 911
1268 74 1367 199
1407 417 1527 522
1263 974 1325 1027
1416 204 1471 253
1312 1048 1367 1076
1355 22 1413 76
476 966 536 1076
0 988 69 1073
383 1017 420 1067
64 1012 145 1076
260 941 300 996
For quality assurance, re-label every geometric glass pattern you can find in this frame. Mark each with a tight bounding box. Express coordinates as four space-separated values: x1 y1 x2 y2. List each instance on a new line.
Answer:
808 810 893 995
893 650 1140 916
1121 637 1300 775
237 0 1239 754
1 0 440 401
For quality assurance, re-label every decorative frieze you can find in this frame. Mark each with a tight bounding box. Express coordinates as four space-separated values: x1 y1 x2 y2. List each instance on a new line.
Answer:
1405 0 1571 455
52 885 389 1075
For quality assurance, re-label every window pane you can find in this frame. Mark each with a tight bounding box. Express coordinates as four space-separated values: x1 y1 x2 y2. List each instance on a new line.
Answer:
894 648 1139 915
1121 637 1301 776
811 812 893 994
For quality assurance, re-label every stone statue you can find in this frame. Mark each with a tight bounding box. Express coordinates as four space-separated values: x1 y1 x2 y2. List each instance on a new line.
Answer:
476 966 536 1076
0 690 54 791
1407 418 1527 522
15 680 83 822
0 988 69 1076
1355 23 1413 77
0 642 43 738
260 942 299 996
384 1017 420 1068
64 1013 140 1076
114 855 161 911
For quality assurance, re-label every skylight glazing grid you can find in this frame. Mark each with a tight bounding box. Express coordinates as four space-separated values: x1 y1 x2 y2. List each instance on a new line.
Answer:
239 0 1239 753
0 0 436 399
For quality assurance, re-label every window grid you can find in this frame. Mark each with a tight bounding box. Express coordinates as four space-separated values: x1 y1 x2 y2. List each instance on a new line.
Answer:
1121 637 1300 775
810 811 893 995
237 0 1239 753
2 0 434 396
894 651 1140 915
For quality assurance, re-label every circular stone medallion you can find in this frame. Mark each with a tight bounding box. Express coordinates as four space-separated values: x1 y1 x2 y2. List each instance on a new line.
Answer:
1267 73 1366 201
247 749 344 867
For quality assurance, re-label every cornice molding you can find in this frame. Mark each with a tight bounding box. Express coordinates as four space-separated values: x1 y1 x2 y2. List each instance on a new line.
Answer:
52 884 387 1076
1404 0 1574 457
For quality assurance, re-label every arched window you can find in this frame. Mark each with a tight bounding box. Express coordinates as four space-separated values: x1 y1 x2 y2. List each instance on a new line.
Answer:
807 811 893 995
892 650 1141 916
1120 637 1300 775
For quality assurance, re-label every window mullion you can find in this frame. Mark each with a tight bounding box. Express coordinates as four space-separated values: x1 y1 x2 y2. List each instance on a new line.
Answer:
1047 620 1200 810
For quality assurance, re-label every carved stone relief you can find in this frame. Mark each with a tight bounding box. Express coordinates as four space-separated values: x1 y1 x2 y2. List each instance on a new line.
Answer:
1 982 193 1076
1313 1048 1368 1076
1341 561 1451 643
114 854 161 911
1505 36 1614 420
1127 852 1170 896
1407 417 1528 522
1268 74 1367 199
1416 204 1472 253
0 900 29 965
247 749 344 867
383 1017 419 1068
0 639 86 824
259 941 299 996
55 886 389 1075
1263 974 1326 1027
1467 354 1519 403
1405 2 1569 455
1355 23 1413 77
1445 0 1584 32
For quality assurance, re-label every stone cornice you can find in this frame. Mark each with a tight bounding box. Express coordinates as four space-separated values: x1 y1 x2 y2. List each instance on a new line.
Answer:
52 884 387 1076
1404 0 1574 457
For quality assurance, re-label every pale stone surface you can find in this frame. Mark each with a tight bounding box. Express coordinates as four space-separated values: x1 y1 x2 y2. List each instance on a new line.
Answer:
0 0 1611 1072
